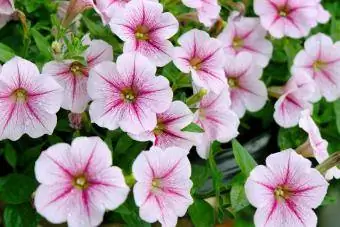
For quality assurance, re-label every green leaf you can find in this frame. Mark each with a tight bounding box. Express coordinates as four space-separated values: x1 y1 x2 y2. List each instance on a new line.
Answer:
0 43 15 62
4 143 17 168
31 28 52 59
334 100 340 135
191 164 210 193
114 133 135 155
232 140 257 177
114 197 151 227
321 194 337 206
0 174 37 204
188 199 215 227
182 122 204 133
82 15 107 37
4 203 38 227
283 38 302 68
278 127 307 150
230 181 249 212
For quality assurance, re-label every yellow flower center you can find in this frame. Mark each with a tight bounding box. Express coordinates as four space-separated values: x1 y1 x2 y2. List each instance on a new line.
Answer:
73 175 89 190
13 88 28 102
121 88 136 103
135 25 150 40
153 121 165 135
152 178 161 189
70 62 85 76
313 60 326 72
190 57 202 70
232 37 244 49
278 6 289 17
228 77 239 88
279 11 287 17
274 185 291 201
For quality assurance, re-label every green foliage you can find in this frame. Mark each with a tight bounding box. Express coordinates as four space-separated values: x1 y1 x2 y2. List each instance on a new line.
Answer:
182 122 205 132
4 203 38 227
232 140 257 177
188 199 215 227
0 174 37 204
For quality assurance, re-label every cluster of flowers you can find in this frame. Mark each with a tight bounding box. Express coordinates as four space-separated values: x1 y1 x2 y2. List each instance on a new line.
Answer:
0 0 337 226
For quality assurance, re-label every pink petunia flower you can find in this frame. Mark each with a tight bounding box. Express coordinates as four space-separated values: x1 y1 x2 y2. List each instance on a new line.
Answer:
42 35 113 113
224 52 267 118
0 57 63 141
254 0 328 39
292 33 340 102
34 137 129 227
95 0 158 24
181 0 221 27
217 12 273 67
61 0 94 27
299 110 340 180
245 150 329 227
0 0 14 15
110 0 178 67
273 73 315 128
0 0 14 29
129 101 195 151
132 146 193 226
193 88 239 159
316 1 330 24
88 52 173 134
173 29 226 93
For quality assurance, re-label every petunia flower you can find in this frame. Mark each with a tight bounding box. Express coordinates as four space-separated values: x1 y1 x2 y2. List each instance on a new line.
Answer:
316 1 331 24
193 88 239 159
273 73 315 128
0 0 14 15
181 0 221 27
299 110 340 180
132 146 193 227
0 57 63 141
95 0 158 24
110 0 178 67
34 137 129 227
173 29 226 93
217 11 273 67
0 14 11 29
0 0 15 29
292 33 340 102
42 35 113 113
245 150 329 227
224 52 267 118
62 0 94 27
88 52 173 134
254 0 327 39
129 101 195 151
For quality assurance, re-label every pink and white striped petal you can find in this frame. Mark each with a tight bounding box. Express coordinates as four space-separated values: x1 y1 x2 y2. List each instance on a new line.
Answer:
173 29 226 93
245 150 329 227
34 137 129 227
88 52 172 134
129 101 195 151
109 0 178 67
0 57 63 141
132 146 193 226
218 12 273 67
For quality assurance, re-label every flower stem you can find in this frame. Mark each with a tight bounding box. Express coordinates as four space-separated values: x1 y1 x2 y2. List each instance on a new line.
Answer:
316 152 340 175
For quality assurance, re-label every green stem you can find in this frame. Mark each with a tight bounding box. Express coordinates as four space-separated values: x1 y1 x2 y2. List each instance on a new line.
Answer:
316 152 340 175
